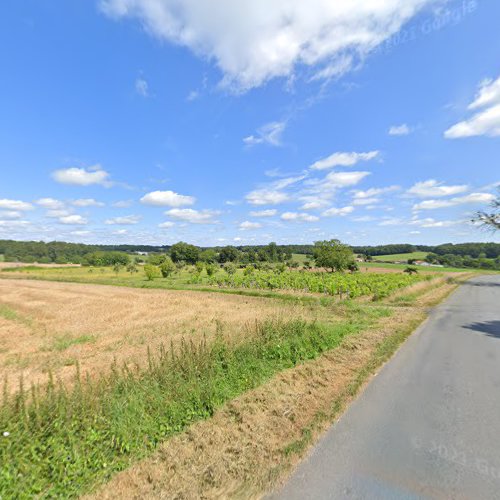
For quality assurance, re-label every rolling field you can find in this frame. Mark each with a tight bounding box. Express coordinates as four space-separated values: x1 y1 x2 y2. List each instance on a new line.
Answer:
0 267 472 498
372 251 428 262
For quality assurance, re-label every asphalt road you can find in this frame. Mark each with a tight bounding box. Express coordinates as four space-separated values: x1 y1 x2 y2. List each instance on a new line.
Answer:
270 274 500 500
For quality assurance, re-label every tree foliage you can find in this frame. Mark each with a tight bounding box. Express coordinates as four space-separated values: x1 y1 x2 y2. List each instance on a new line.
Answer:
313 239 354 273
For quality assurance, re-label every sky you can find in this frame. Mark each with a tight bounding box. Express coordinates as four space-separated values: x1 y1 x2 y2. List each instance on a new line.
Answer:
0 0 499 247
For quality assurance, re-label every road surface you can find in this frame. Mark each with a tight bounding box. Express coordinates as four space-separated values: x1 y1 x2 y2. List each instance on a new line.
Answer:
270 274 500 499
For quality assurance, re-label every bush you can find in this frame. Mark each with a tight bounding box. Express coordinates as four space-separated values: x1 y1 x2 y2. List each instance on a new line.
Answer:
159 257 176 278
195 261 205 274
205 263 218 277
223 262 237 275
144 264 159 281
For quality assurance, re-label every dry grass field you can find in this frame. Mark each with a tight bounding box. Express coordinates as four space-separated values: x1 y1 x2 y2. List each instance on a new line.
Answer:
0 279 312 392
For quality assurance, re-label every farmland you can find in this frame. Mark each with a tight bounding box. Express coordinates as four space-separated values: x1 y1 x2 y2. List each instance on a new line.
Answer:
372 251 429 262
0 263 471 498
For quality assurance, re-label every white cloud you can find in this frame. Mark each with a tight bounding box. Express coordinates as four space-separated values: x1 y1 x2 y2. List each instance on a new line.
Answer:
0 199 33 211
352 215 376 222
388 124 410 136
310 151 378 170
165 208 220 224
36 197 64 209
72 198 105 207
158 221 175 228
104 215 142 225
413 192 495 210
299 199 330 210
407 179 468 198
352 197 379 206
409 217 459 228
240 220 262 230
352 185 399 199
58 215 88 225
322 206 354 217
445 75 500 138
307 171 370 193
243 121 286 146
101 0 439 91
378 217 404 226
52 165 111 186
140 190 195 207
113 229 129 235
281 212 319 222
246 189 289 206
249 209 277 217
0 211 22 220
135 77 149 97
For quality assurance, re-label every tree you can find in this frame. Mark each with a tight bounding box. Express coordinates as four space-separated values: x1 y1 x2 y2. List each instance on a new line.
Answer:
313 239 354 273
218 246 239 263
205 263 218 276
199 249 217 264
223 262 237 275
473 188 500 231
126 263 138 275
159 257 176 278
169 242 200 264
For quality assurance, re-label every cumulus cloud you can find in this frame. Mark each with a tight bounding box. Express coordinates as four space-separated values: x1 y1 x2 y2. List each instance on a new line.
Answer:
281 212 319 222
104 215 142 225
445 75 500 138
72 198 105 207
307 171 370 193
100 0 439 91
58 215 88 225
245 189 289 206
36 198 65 209
409 217 460 228
407 179 468 198
243 121 286 146
0 220 30 228
322 206 354 217
352 186 399 199
388 124 410 136
413 192 495 210
46 209 73 218
52 165 111 186
310 151 379 170
0 199 33 211
140 190 195 207
240 220 262 230
165 208 220 224
249 209 277 217
0 211 22 220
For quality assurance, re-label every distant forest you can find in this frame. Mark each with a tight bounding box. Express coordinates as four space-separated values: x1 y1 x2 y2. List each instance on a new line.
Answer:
1 239 499 264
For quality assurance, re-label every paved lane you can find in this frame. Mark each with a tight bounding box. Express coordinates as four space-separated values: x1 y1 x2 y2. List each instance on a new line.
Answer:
270 275 500 500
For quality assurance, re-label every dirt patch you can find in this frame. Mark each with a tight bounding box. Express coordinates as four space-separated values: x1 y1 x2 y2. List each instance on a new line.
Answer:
0 279 311 393
0 262 80 269
87 281 459 500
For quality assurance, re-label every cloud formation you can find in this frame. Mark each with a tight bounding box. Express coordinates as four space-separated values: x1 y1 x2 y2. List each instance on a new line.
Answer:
104 215 142 225
140 190 195 207
310 151 378 170
165 208 220 224
101 0 439 91
52 166 111 186
413 192 495 210
0 199 33 211
243 121 286 146
281 212 319 222
445 74 500 138
407 179 468 198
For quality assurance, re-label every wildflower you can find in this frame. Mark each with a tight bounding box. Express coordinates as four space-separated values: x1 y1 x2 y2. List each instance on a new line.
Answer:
2 431 9 437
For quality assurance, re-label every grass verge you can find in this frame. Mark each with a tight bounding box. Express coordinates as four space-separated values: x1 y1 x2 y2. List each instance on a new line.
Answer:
0 308 388 498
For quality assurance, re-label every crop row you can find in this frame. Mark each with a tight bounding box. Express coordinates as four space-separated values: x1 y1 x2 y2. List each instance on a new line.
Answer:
207 270 430 299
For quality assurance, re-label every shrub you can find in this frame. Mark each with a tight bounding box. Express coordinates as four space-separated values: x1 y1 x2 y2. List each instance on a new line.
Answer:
223 262 237 275
159 257 176 278
144 264 159 281
205 263 218 277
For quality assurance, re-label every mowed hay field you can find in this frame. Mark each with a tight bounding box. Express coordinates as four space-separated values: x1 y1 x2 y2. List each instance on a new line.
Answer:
0 279 313 392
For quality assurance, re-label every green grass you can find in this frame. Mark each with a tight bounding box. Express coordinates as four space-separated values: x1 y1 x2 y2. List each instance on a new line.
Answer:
0 308 389 498
49 334 96 352
362 261 475 273
372 251 429 262
0 304 19 322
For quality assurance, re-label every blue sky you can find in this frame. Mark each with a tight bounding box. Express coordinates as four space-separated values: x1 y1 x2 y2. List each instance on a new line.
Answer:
1 0 499 246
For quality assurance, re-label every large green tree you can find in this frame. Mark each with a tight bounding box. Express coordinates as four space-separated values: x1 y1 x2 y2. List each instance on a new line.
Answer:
169 241 200 264
313 239 354 273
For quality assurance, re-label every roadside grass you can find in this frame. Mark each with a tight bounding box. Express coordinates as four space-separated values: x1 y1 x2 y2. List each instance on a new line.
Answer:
0 308 388 498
